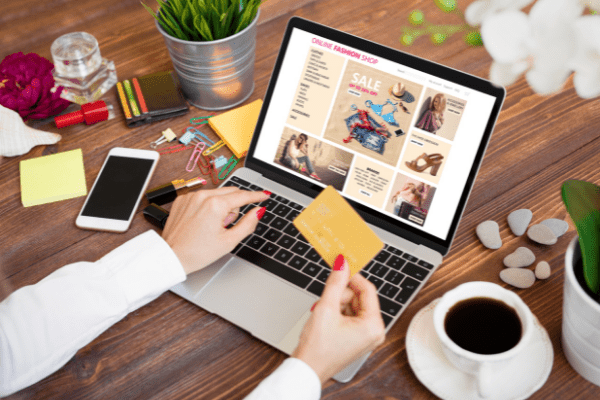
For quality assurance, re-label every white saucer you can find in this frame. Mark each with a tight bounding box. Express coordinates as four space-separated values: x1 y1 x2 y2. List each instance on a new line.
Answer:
406 298 553 400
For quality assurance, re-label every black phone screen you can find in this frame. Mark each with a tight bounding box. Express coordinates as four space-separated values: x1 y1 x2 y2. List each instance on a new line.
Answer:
81 156 155 221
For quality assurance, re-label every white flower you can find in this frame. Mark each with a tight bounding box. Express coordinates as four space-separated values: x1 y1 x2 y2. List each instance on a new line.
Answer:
480 0 584 94
465 0 536 26
570 16 600 98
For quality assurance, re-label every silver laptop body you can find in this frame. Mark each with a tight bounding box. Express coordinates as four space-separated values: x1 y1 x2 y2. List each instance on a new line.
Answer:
171 17 505 382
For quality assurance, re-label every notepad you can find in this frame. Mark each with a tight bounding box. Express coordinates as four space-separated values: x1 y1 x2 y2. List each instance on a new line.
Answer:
293 186 384 276
20 149 87 207
208 99 263 158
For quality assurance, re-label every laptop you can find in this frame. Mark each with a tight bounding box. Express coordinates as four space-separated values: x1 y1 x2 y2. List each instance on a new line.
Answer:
170 16 505 382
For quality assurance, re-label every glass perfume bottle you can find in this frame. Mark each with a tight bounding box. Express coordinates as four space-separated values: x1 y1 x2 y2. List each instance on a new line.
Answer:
51 32 117 105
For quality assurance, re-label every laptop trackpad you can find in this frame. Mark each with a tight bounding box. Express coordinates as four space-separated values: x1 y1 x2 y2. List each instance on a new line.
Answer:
196 259 315 345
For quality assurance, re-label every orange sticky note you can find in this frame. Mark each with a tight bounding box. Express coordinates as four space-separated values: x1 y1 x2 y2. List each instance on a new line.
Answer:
293 186 384 276
208 99 262 158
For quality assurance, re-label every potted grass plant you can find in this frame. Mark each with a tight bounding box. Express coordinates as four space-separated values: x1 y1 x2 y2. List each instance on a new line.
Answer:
142 0 264 110
561 179 600 386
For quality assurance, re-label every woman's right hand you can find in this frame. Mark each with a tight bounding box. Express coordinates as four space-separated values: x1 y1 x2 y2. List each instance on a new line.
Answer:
162 187 269 275
291 255 386 383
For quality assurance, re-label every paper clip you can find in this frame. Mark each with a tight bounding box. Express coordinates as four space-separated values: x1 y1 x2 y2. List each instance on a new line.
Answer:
197 154 219 184
150 128 177 148
218 155 239 180
190 115 213 125
197 152 211 175
186 142 206 172
159 143 192 155
203 140 226 156
184 127 214 146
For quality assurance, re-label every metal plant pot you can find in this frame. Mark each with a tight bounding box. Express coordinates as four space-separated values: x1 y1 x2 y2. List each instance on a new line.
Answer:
156 10 259 110
562 235 600 386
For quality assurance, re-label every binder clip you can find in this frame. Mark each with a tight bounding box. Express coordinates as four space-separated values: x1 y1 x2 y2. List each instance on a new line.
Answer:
150 128 177 148
212 155 229 169
184 127 214 146
179 130 198 146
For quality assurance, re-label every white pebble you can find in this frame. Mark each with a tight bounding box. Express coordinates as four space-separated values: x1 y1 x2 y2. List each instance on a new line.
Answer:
540 219 568 238
527 224 557 245
503 247 536 268
476 221 502 249
507 209 532 236
535 261 551 280
500 268 536 289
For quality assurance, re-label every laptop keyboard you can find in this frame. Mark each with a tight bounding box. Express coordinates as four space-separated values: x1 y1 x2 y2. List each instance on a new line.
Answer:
224 176 434 328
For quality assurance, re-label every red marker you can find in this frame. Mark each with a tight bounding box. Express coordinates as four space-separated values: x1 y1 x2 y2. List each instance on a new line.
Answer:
54 100 114 128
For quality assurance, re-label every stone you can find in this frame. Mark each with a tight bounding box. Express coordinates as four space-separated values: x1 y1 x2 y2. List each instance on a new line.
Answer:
540 218 569 238
500 268 536 289
527 224 557 245
476 221 502 249
507 209 532 236
535 261 551 279
503 247 536 268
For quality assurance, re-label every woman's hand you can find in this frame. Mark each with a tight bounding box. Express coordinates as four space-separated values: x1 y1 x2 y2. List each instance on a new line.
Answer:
292 255 386 383
162 187 270 275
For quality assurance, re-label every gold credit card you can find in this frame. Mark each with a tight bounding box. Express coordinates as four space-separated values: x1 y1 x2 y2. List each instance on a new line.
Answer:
293 186 384 276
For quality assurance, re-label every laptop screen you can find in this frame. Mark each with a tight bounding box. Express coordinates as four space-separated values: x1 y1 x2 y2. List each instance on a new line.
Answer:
247 18 504 255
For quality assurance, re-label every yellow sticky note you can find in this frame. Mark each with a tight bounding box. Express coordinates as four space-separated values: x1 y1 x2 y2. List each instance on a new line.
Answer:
208 99 262 158
293 186 384 276
20 149 87 207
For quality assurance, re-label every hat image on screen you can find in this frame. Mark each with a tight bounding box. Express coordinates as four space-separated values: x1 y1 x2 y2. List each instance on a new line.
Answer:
389 83 415 103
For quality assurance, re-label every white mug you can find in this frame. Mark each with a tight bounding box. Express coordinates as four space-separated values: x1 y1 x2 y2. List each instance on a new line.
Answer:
432 282 535 398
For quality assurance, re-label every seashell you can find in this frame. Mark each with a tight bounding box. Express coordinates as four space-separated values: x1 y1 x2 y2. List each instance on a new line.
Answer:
0 105 61 157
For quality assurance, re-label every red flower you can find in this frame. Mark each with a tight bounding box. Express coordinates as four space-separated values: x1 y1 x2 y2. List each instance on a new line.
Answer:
0 52 70 120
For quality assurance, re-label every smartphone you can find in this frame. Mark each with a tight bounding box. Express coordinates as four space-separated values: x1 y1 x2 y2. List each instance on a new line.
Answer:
76 147 159 232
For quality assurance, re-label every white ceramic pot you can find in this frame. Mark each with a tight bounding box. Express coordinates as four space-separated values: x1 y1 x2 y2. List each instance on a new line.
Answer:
562 235 600 386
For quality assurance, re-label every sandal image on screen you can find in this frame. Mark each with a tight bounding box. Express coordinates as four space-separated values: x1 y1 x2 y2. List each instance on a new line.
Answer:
405 153 444 176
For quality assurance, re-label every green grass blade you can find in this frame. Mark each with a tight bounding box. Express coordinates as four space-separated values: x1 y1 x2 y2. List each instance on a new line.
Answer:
180 3 200 40
210 4 224 39
200 15 214 41
159 5 189 40
142 1 178 37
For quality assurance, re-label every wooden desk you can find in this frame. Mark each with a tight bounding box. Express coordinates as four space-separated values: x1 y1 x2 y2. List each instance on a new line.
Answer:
1 0 599 398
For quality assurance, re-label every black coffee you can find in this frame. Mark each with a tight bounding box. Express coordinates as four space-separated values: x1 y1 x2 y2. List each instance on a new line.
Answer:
444 297 522 355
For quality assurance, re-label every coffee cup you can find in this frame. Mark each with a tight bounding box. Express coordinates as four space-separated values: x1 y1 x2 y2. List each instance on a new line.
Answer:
432 281 535 398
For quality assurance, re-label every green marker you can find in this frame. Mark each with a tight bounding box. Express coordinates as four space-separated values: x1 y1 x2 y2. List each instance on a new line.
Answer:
123 80 140 117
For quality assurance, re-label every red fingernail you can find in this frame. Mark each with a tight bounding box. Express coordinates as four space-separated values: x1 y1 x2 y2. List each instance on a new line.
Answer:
310 302 317 312
334 254 345 271
263 190 272 196
256 207 266 220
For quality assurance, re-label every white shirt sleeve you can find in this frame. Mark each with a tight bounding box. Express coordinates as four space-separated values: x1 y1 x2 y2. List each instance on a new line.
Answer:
244 358 321 400
0 230 186 397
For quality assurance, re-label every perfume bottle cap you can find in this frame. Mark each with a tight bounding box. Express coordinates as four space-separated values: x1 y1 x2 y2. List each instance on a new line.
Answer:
54 100 111 128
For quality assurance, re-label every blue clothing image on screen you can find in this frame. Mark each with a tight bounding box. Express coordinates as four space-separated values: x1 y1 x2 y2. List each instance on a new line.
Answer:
365 99 399 127
344 112 388 155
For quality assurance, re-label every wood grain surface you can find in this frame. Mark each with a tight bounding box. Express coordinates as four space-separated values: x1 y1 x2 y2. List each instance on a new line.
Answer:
1 0 599 398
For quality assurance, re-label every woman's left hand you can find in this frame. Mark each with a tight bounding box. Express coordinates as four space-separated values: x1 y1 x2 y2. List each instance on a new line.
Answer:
162 187 270 275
